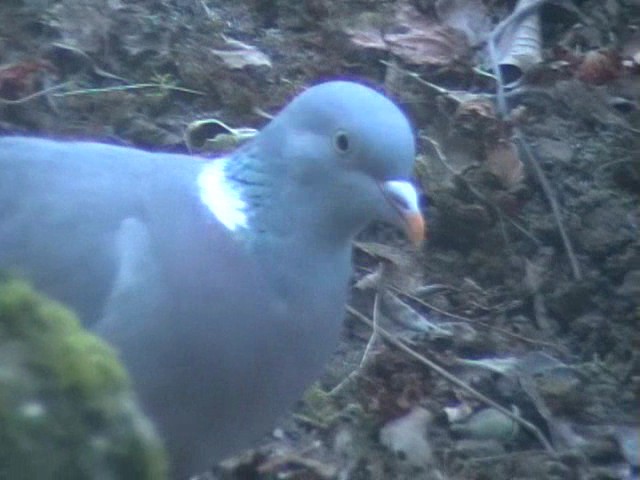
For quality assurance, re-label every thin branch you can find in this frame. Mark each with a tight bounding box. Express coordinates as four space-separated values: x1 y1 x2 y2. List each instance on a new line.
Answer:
330 264 389 397
347 305 556 454
53 83 204 97
389 284 565 352
421 135 542 246
514 130 582 280
388 1 582 278
0 82 70 105
485 0 583 280
360 290 381 367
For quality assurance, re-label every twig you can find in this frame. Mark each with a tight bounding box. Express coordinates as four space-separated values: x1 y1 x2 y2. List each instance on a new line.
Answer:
198 0 214 19
594 159 636 176
360 291 381 367
420 135 459 176
52 83 204 97
346 305 556 454
421 135 542 246
329 265 387 397
392 2 582 278
382 58 553 104
466 449 549 463
503 213 542 246
381 60 453 96
485 0 583 280
514 130 582 280
0 82 70 105
389 284 565 352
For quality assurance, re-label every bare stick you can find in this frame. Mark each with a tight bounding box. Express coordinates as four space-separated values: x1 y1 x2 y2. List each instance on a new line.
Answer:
329 265 387 396
360 291 381 367
0 82 70 105
486 0 583 280
514 130 582 280
390 284 565 352
421 136 542 246
347 305 556 454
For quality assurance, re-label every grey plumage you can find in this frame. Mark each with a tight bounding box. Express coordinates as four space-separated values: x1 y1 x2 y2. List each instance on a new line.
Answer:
0 81 423 478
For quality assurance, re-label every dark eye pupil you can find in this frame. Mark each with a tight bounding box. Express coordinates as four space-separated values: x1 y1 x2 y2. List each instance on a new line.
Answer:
335 132 349 152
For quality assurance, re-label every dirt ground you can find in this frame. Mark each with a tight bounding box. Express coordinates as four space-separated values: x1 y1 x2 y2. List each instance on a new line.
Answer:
1 0 638 479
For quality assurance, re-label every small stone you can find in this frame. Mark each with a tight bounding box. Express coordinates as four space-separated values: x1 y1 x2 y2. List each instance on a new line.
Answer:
379 407 433 468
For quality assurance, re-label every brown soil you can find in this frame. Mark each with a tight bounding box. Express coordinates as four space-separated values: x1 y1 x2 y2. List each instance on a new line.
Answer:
1 1 638 479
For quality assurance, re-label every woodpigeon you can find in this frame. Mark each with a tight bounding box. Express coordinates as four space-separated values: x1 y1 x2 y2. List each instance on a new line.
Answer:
0 81 424 478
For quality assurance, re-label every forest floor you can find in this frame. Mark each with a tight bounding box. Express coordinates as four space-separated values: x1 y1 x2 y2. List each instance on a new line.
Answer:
1 0 638 479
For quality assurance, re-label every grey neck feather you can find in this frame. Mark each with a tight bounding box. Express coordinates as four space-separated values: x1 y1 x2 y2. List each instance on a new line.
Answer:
222 134 353 306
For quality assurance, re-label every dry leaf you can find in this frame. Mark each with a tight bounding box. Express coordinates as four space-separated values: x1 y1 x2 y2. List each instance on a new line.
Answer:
380 291 449 334
346 2 470 68
211 37 272 70
495 0 543 84
385 3 470 67
486 141 524 189
354 265 384 291
452 98 502 144
436 0 492 46
576 50 621 85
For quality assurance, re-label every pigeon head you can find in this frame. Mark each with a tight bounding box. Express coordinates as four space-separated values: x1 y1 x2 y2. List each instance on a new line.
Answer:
273 80 416 178
214 81 424 250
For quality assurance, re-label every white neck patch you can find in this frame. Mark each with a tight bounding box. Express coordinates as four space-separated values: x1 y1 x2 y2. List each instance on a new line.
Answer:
197 158 248 231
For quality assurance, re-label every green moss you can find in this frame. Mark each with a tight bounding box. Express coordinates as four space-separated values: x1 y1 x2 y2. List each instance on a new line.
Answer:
300 383 344 427
0 279 168 479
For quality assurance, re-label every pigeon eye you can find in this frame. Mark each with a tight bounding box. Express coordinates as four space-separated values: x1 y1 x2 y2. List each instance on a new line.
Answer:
333 131 350 153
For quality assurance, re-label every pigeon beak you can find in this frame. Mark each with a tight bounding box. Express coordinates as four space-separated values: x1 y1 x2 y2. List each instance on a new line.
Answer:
380 180 426 245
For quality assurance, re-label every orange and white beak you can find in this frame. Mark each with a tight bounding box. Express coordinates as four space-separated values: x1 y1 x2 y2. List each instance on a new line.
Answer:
380 180 426 245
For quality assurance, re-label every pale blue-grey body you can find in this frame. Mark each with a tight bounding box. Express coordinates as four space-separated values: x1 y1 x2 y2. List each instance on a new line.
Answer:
0 81 418 478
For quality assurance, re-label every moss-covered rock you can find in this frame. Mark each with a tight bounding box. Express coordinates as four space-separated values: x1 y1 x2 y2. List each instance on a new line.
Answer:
0 278 168 480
